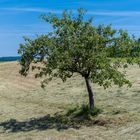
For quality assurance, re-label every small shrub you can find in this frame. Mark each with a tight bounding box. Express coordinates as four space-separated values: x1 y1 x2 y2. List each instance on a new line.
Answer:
66 106 77 116
66 104 102 120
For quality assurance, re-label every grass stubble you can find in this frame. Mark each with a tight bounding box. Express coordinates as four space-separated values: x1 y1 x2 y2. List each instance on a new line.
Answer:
0 62 139 140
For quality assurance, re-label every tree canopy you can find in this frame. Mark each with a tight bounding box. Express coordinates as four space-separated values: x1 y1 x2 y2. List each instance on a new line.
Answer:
18 9 140 109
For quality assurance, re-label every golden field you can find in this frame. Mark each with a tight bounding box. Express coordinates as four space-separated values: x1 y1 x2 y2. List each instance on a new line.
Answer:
0 62 139 140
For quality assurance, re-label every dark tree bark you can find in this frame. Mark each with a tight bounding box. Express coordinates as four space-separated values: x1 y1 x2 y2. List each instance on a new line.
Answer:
85 77 94 109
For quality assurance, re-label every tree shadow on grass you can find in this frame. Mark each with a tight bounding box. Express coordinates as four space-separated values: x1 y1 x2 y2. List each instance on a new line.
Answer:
0 112 108 133
0 113 80 133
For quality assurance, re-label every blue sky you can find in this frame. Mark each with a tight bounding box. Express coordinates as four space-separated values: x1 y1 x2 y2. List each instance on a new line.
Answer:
1 0 140 56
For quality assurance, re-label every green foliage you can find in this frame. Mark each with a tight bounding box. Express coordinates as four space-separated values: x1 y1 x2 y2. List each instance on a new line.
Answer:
18 8 140 88
66 104 102 119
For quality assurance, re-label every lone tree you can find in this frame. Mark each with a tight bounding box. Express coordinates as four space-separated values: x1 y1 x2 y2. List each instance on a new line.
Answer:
18 9 140 110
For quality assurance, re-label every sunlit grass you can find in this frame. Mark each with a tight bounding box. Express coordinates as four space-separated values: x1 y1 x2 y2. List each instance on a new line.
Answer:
0 62 139 140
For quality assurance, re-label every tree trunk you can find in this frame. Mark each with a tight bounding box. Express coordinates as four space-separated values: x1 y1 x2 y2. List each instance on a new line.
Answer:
85 77 94 109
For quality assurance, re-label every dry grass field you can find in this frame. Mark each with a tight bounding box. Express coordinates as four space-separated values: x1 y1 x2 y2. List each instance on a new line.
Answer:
0 62 139 140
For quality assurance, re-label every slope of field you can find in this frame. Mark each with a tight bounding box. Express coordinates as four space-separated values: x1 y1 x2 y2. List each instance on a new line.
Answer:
0 62 139 140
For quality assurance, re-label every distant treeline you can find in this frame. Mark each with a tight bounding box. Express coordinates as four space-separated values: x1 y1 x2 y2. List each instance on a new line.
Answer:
0 56 21 62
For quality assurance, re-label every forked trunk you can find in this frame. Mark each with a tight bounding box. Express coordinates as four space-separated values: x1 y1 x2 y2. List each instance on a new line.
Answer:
85 77 94 109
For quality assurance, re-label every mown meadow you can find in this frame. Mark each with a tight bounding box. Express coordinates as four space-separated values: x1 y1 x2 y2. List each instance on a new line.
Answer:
0 62 139 140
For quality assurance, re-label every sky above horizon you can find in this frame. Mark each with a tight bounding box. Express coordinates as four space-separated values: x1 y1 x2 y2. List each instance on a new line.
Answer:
1 0 140 56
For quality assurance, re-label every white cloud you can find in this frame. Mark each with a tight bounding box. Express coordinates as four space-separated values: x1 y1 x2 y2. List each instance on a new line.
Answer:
1 7 140 17
87 11 140 16
0 7 62 14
